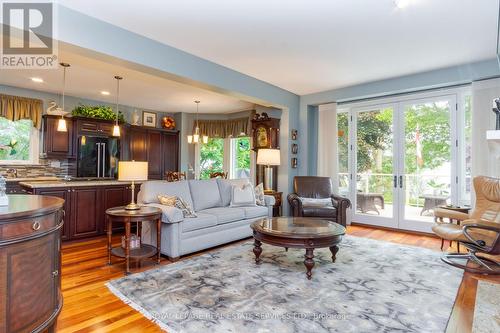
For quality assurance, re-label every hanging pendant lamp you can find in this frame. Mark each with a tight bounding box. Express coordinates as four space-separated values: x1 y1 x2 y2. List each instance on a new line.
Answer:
187 100 208 144
57 63 70 132
112 76 123 137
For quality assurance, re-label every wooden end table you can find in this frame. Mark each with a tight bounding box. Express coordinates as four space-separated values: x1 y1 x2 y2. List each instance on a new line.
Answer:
251 217 346 280
105 206 162 275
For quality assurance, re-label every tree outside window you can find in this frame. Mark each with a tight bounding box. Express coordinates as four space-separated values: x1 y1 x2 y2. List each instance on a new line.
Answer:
199 138 224 179
0 118 32 162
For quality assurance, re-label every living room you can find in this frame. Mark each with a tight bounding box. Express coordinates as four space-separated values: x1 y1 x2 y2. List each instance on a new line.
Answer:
0 1 499 332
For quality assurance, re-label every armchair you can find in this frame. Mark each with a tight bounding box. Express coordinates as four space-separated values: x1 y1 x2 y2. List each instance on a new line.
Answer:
432 176 500 274
287 176 351 226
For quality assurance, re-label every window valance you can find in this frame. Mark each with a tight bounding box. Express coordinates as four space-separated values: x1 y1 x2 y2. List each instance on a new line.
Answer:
0 94 43 128
196 117 250 138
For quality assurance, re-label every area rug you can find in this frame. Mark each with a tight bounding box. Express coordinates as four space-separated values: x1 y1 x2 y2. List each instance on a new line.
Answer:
472 281 500 333
107 235 463 333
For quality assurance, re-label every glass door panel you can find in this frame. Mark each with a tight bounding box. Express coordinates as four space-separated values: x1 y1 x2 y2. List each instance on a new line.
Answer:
337 112 350 197
399 98 454 232
354 106 397 227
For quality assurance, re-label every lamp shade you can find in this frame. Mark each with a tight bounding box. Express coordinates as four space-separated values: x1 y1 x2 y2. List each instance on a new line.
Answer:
118 161 148 181
257 149 281 166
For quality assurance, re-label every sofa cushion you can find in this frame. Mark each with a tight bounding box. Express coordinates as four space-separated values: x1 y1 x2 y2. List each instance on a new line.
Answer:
138 180 194 208
181 213 218 232
239 205 268 219
217 178 250 206
302 206 337 218
188 179 222 211
198 207 245 224
158 195 197 218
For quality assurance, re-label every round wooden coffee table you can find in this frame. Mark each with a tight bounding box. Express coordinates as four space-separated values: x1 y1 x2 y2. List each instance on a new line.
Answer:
250 217 346 280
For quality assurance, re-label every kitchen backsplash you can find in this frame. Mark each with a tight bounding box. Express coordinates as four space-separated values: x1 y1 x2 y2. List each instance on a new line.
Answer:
0 158 75 178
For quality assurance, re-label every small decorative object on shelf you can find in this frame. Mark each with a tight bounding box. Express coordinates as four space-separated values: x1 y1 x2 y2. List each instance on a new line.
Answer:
493 98 500 130
291 143 298 154
291 157 298 168
162 116 176 129
291 129 298 140
132 109 140 125
0 175 8 206
122 234 141 249
142 111 157 127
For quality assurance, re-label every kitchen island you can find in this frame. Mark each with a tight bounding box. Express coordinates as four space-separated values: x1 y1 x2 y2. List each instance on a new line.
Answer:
20 180 142 241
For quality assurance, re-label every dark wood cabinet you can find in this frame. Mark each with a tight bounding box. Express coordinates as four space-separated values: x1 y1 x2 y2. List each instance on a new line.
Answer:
43 115 74 158
129 127 148 161
35 188 71 240
0 195 64 333
127 126 179 179
70 187 101 239
162 132 179 174
26 184 142 241
147 131 163 179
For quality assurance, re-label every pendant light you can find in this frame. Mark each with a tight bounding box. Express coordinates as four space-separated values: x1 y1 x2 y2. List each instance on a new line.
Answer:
57 63 70 132
112 75 123 137
188 100 208 144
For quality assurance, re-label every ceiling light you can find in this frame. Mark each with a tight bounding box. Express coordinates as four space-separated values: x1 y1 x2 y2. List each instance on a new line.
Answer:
57 63 70 132
31 77 43 83
112 75 123 137
394 0 410 9
101 91 110 95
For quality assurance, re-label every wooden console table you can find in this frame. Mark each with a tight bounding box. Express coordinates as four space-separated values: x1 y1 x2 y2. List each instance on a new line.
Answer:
106 206 162 275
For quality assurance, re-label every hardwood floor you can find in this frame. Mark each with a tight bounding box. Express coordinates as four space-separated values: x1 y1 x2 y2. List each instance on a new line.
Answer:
56 225 499 332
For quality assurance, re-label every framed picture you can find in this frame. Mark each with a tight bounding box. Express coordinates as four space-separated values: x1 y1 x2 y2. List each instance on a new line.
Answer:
291 129 298 140
142 111 157 127
291 157 298 168
291 143 298 154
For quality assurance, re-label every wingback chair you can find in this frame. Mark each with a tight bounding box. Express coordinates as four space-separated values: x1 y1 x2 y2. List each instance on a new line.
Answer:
432 176 500 274
287 176 351 226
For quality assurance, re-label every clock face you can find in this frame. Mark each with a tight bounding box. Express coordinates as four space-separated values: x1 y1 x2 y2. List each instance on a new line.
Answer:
256 127 268 147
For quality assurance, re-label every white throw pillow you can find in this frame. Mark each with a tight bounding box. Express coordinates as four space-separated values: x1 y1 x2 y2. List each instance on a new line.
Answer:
230 183 257 207
255 183 265 206
300 197 333 208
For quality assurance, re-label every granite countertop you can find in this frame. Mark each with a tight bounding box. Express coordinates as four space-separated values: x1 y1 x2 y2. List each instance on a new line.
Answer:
19 180 144 189
5 176 60 182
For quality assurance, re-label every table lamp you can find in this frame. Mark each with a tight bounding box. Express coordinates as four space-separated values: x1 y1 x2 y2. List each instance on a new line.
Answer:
257 149 281 192
118 161 148 210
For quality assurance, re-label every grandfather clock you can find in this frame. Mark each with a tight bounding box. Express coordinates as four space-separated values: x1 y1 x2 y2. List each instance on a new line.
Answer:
251 113 280 192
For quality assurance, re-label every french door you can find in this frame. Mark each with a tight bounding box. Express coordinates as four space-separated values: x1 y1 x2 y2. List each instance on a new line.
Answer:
350 94 457 232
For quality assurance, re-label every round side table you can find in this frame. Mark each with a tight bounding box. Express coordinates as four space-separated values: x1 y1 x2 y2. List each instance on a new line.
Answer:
105 206 163 275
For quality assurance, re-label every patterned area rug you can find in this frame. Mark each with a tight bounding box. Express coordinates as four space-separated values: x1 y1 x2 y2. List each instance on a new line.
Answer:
472 281 500 333
107 235 463 333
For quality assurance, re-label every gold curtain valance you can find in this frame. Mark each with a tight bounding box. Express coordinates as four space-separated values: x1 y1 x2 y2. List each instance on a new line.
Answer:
196 117 250 138
0 94 43 128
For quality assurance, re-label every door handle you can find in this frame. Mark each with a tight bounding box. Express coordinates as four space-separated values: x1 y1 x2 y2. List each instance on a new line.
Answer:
399 175 403 188
393 175 397 188
101 143 106 178
96 143 101 178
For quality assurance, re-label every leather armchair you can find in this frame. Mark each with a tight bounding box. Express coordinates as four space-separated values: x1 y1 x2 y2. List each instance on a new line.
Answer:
287 176 351 226
432 176 500 274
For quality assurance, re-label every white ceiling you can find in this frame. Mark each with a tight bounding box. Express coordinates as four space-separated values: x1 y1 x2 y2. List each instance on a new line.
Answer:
0 50 254 113
58 0 499 95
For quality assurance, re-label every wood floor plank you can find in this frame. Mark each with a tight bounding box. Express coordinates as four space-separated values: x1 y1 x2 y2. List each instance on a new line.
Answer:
55 225 498 332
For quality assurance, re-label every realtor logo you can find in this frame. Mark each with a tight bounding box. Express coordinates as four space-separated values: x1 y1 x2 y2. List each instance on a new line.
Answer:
1 1 58 68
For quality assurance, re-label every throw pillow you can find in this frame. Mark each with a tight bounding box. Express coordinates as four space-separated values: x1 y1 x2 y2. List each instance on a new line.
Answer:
158 194 197 218
255 183 265 206
230 183 257 207
299 197 333 208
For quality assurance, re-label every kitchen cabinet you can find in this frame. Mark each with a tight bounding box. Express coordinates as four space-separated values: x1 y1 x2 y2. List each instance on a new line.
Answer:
127 126 179 180
24 183 143 241
34 188 71 240
42 115 74 158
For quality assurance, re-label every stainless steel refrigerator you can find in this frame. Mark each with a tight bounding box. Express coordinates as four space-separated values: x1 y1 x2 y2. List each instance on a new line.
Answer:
77 136 120 178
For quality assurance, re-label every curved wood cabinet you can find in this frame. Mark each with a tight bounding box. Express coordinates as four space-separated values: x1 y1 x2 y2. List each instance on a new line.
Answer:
0 195 64 333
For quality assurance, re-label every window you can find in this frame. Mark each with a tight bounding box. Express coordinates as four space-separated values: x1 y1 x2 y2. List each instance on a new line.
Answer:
199 138 224 179
0 117 38 164
197 136 252 180
460 94 472 206
230 137 251 179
